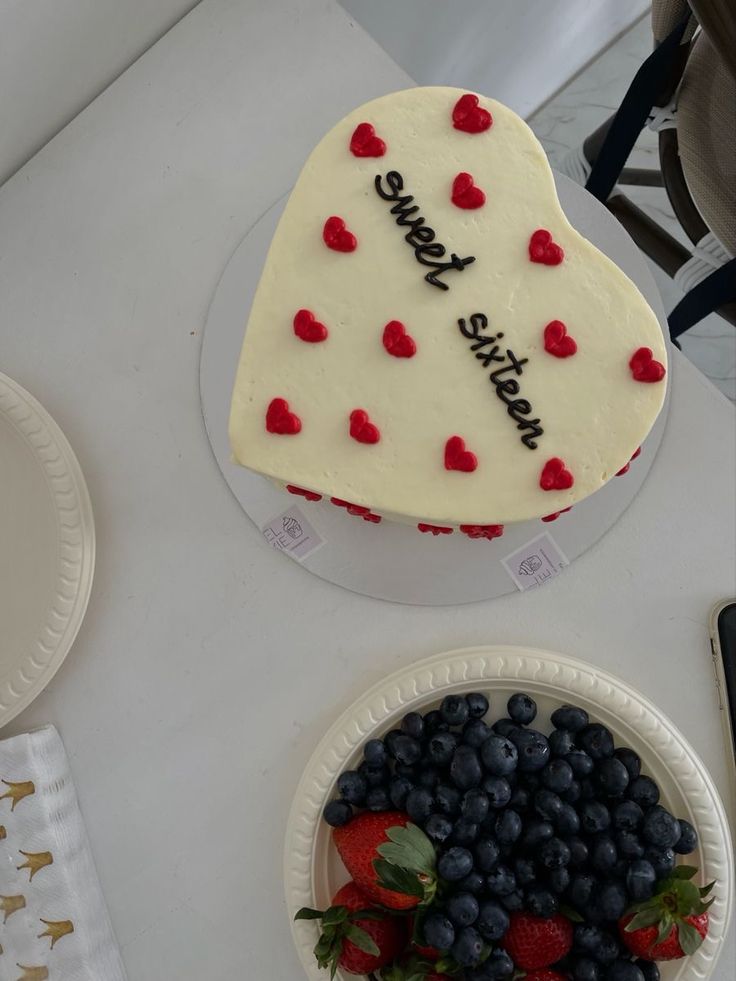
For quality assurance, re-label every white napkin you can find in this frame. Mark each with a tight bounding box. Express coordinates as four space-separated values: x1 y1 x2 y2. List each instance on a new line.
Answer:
0 725 127 980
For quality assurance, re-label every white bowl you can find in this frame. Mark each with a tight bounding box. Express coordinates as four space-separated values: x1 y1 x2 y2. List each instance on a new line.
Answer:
284 646 733 981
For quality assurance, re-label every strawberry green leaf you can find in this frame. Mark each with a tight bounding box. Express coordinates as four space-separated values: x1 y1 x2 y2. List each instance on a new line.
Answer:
559 903 585 922
379 823 437 873
676 881 701 914
700 880 716 897
626 908 663 931
656 912 674 946
677 919 705 955
702 896 716 911
374 858 426 898
295 907 324 920
354 909 388 922
322 905 349 927
343 923 381 956
671 865 698 880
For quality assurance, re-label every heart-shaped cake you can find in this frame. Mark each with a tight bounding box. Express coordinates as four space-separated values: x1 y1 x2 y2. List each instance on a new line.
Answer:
229 87 667 534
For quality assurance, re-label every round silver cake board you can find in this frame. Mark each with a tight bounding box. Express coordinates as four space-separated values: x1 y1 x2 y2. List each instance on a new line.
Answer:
200 173 670 605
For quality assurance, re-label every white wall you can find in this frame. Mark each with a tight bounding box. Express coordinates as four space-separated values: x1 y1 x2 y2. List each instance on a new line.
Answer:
0 0 200 186
340 0 651 118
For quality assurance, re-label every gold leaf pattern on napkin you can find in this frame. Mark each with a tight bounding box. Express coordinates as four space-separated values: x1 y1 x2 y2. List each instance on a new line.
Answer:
1 896 26 923
38 918 74 949
0 825 6 839
16 966 49 981
0 781 36 811
17 851 53 882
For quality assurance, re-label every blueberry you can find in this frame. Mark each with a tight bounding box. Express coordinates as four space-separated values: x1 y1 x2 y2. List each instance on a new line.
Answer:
475 837 501 872
405 787 434 823
495 809 523 845
323 799 352 826
424 709 449 734
635 960 660 981
508 692 537 724
467 692 490 719
551 704 590 732
614 747 641 781
590 836 618 874
579 777 597 800
616 831 645 860
462 788 490 823
514 857 537 886
452 819 480 846
549 728 576 756
366 787 391 811
566 836 590 868
363 738 387 767
509 785 530 812
606 960 645 981
425 813 454 843
580 800 611 834
627 776 659 809
451 745 483 790
452 926 484 968
542 759 575 793
556 802 581 835
458 870 486 895
441 694 470 727
501 889 524 911
423 911 455 950
549 865 571 893
598 880 627 920
418 765 441 791
563 780 582 805
569 872 597 908
512 729 551 772
482 775 512 809
400 711 425 740
395 763 418 780
579 724 614 760
388 776 413 810
538 836 572 869
644 845 676 879
596 758 630 797
467 948 514 979
674 818 698 855
594 930 621 960
535 789 564 821
464 718 493 748
438 846 474 882
392 733 422 766
359 761 390 788
476 900 509 940
573 957 601 981
445 891 480 928
384 729 403 755
519 772 542 793
525 884 558 917
574 924 604 954
626 858 657 901
521 817 554 849
612 800 644 831
567 749 595 777
642 805 681 848
611 858 630 881
493 717 520 739
481 735 518 776
435 783 462 816
486 864 517 897
337 770 367 805
427 731 459 766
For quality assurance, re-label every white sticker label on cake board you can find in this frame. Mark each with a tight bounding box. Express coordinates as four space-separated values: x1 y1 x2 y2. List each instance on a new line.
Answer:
260 505 324 561
501 532 570 591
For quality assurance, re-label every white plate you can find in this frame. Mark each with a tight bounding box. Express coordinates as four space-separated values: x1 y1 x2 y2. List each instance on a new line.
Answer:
0 372 95 727
284 646 733 981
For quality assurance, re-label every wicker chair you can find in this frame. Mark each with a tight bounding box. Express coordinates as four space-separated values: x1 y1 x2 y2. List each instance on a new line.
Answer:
559 0 736 341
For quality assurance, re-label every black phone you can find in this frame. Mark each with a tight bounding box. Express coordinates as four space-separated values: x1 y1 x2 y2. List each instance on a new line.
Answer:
710 600 736 786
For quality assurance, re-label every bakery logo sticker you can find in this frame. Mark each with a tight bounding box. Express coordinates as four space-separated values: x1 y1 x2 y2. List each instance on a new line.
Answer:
501 532 569 591
261 505 324 561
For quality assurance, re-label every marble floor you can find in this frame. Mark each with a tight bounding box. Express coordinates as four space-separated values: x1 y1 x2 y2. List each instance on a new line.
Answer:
529 15 736 403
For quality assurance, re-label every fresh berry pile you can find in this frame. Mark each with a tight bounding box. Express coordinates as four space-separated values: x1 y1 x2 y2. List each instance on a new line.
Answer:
297 691 715 980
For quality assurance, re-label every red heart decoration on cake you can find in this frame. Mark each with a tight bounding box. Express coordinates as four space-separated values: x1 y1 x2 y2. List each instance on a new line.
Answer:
529 229 564 265
286 484 322 501
323 216 357 252
540 457 574 491
266 398 302 435
615 445 642 476
382 320 417 358
444 435 478 472
541 506 572 522
418 523 453 535
361 512 382 523
331 497 371 515
543 320 577 358
451 172 486 210
349 122 387 157
293 309 328 343
452 93 493 133
629 347 666 382
349 409 381 444
460 524 505 540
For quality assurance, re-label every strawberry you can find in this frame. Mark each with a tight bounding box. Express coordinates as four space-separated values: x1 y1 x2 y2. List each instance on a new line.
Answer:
502 912 573 969
295 881 406 976
524 971 569 981
333 812 437 909
619 865 714 961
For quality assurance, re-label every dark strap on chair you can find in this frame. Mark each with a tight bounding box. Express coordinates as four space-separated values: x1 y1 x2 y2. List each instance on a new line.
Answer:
668 257 736 342
585 13 692 203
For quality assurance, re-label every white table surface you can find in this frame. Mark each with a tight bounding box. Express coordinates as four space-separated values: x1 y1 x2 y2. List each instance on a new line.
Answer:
1 1 734 978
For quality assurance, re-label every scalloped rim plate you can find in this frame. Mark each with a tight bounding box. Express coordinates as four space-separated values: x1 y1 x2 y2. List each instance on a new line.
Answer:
0 372 95 727
284 645 733 981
